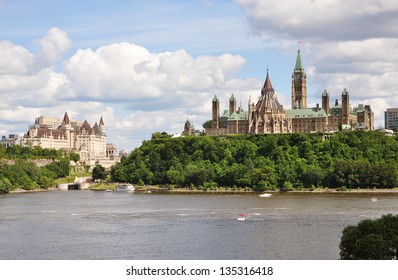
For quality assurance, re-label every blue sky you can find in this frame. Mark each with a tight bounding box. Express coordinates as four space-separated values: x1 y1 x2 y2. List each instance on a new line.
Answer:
1 0 397 150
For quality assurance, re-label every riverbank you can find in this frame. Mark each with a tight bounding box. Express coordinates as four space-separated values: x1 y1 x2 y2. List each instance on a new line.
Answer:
8 184 398 194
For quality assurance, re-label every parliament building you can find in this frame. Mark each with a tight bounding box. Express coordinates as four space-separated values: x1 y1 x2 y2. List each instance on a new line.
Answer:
206 49 374 136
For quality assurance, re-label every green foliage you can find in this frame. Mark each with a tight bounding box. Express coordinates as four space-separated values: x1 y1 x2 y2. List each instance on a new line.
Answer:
111 131 398 189
340 214 398 260
0 146 74 191
92 164 107 180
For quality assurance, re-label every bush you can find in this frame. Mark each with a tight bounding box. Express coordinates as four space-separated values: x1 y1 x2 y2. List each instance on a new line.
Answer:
340 214 398 260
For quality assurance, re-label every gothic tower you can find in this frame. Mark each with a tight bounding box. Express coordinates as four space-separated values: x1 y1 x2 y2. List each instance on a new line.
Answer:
212 95 220 129
342 88 349 125
291 49 307 109
321 89 330 115
229 94 236 116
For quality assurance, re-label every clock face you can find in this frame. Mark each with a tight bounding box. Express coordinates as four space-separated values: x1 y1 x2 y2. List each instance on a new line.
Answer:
295 74 301 81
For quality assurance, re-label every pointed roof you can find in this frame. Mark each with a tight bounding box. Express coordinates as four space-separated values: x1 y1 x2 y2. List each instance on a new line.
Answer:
262 70 273 91
322 89 329 96
213 95 218 101
62 112 70 125
295 49 304 72
342 88 349 96
99 116 104 126
229 94 236 100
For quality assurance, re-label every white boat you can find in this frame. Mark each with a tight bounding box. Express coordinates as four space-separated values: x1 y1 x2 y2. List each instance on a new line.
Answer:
105 189 112 192
259 193 272 198
371 197 378 202
237 214 246 221
114 184 135 192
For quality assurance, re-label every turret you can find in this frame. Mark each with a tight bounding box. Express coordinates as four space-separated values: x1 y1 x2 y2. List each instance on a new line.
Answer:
291 49 307 109
212 95 219 129
342 88 349 125
229 94 236 116
322 89 330 114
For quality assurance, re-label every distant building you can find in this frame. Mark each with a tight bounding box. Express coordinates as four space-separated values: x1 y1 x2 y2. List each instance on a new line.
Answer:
206 49 374 135
182 120 201 136
385 108 398 130
22 112 117 166
0 134 23 148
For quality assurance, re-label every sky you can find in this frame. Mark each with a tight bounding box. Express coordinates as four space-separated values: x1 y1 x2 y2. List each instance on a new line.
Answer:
1 0 397 150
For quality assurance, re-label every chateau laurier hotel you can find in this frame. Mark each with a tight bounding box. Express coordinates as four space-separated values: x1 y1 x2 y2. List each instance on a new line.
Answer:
206 50 374 135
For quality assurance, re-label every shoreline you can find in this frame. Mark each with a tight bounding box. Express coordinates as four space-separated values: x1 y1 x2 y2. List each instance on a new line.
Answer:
7 185 398 194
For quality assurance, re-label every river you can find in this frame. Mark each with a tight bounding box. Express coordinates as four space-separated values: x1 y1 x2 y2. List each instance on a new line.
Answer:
1 190 397 260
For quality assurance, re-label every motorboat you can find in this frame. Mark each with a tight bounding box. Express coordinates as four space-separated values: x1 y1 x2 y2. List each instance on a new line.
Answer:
114 184 135 192
371 197 378 202
259 193 272 198
237 214 246 221
105 189 112 192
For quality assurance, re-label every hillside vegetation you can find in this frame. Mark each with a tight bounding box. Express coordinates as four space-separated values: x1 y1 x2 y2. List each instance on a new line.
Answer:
0 145 79 193
111 131 398 191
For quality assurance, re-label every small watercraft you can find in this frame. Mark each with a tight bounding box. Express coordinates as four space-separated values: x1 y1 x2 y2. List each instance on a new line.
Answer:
237 214 246 221
259 193 272 198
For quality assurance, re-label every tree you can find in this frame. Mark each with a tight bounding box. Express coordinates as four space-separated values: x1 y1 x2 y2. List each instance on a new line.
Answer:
340 214 398 260
92 165 107 181
0 178 12 193
69 152 80 163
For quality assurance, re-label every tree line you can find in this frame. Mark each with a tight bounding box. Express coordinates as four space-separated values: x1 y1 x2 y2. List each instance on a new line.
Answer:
111 131 398 190
0 145 79 193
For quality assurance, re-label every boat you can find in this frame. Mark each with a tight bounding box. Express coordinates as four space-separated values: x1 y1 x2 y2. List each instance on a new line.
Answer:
114 184 135 192
237 214 246 221
105 189 112 192
259 193 272 198
371 197 378 202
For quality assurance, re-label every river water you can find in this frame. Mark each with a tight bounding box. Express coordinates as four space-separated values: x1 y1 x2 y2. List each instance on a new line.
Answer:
1 190 397 260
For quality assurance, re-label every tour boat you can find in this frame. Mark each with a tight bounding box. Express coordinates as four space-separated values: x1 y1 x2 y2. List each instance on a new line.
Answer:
114 184 135 192
259 193 272 198
237 214 246 221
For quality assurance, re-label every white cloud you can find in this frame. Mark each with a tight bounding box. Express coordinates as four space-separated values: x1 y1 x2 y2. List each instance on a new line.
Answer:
0 41 34 74
36 27 72 67
0 28 257 149
236 0 398 40
60 43 246 105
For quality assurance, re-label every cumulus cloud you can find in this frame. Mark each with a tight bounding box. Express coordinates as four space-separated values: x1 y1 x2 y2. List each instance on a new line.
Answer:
36 27 72 67
60 43 247 108
236 0 398 41
0 28 255 149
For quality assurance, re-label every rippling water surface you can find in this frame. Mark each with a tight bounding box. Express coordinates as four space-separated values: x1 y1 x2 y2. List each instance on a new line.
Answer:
1 191 397 259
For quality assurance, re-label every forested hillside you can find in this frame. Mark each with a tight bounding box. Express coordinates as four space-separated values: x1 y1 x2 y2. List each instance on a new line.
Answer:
111 131 398 190
0 145 78 193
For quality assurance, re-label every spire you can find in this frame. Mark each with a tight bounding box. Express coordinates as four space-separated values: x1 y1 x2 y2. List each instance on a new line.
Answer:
99 116 104 126
62 112 70 125
295 49 304 72
263 69 273 91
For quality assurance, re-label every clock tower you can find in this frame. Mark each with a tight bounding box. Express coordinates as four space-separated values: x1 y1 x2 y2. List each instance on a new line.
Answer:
291 49 307 109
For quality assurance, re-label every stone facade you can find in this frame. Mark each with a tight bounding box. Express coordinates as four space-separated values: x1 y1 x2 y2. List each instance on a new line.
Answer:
24 112 107 164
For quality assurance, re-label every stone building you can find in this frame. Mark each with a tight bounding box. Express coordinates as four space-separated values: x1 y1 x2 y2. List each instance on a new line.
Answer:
24 112 107 164
206 49 374 135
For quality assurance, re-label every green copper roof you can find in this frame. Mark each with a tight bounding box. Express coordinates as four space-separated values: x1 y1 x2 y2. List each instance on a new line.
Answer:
295 49 304 72
213 95 218 101
342 88 349 96
286 108 327 118
322 89 329 96
229 94 236 100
